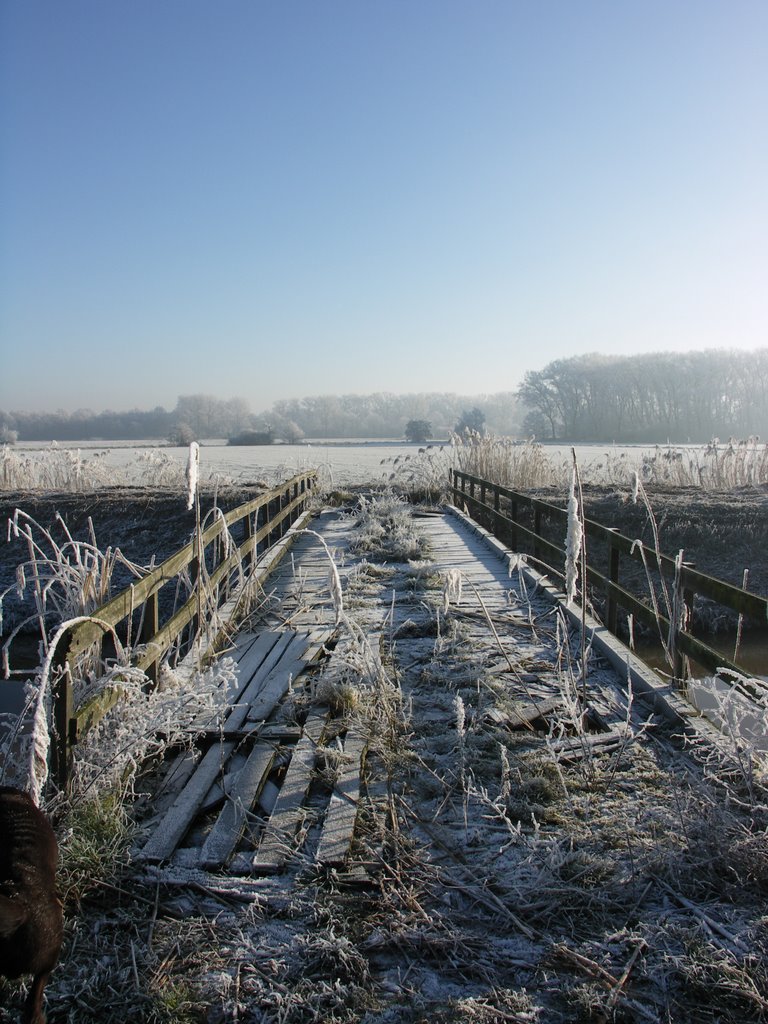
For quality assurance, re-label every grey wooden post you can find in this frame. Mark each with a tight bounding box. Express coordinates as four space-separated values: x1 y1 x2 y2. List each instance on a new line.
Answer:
606 529 620 635
140 590 160 686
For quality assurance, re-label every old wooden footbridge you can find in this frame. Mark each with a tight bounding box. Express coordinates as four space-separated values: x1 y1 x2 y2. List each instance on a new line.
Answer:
41 469 768 887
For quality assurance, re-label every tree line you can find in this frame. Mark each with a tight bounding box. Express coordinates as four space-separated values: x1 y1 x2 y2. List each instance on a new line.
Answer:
0 391 523 443
6 349 763 445
517 350 768 442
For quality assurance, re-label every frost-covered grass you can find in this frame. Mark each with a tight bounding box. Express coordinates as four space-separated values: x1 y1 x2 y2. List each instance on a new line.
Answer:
1 442 116 490
1 509 149 675
451 434 768 492
348 493 431 563
0 442 239 492
641 437 768 489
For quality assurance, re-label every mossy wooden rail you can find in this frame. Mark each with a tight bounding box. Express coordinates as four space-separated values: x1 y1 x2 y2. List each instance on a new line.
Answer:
451 469 767 684
51 470 318 789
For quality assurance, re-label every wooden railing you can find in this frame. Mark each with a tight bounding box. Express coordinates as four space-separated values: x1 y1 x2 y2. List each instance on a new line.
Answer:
451 469 767 684
51 470 318 788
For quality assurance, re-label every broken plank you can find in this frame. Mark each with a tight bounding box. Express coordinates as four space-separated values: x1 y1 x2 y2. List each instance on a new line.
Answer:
251 710 328 874
316 724 369 867
237 630 332 728
233 630 295 695
244 654 311 723
218 633 305 735
200 743 277 869
185 631 290 734
485 695 561 730
138 740 236 863
551 729 628 761
202 726 303 743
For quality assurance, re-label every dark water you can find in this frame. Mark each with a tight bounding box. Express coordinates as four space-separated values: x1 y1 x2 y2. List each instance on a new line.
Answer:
635 629 768 680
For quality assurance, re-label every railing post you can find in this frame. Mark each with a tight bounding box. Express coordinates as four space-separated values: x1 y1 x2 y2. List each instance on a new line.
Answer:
244 512 254 570
673 565 696 683
533 502 542 562
189 544 201 642
51 630 75 792
606 529 620 635
140 590 160 686
510 498 518 551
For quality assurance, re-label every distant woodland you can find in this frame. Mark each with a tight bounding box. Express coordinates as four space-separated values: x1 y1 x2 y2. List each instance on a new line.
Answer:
2 350 765 444
0 392 522 443
518 349 768 442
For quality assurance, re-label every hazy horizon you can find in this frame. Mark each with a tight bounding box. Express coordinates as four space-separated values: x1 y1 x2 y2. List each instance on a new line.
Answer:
2 2 766 415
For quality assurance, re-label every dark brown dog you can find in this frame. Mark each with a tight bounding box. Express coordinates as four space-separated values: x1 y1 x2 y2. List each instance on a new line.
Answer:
0 787 63 1024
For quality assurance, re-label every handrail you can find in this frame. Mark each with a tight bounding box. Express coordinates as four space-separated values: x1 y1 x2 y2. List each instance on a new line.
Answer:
451 469 767 684
50 469 318 788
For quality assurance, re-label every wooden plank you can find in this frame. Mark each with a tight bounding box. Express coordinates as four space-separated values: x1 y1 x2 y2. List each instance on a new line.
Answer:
234 631 293 694
200 743 277 869
316 724 369 867
550 729 627 762
235 629 331 729
138 740 236 863
251 710 328 873
484 696 561 730
244 654 311 723
183 630 289 734
227 635 308 732
217 633 301 735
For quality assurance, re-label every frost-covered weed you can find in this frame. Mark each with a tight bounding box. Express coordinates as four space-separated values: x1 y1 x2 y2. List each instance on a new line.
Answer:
0 442 113 491
688 670 768 806
451 432 570 489
349 493 429 562
641 437 768 488
441 567 462 613
70 655 234 800
1 509 147 675
379 443 451 499
185 442 200 512
564 465 583 607
0 442 242 493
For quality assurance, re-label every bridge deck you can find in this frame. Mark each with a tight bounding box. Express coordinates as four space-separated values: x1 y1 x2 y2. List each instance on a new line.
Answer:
135 502 680 886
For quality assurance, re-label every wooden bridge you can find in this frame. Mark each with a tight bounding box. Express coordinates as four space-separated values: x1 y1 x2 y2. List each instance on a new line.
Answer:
124 495 713 888
38 470 766 889
12 473 768 1022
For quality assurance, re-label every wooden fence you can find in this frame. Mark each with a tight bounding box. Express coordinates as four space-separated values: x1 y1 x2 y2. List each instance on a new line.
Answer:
451 469 767 685
51 470 318 788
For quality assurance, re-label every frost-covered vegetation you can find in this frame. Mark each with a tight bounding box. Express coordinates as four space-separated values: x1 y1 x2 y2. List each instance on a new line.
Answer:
447 433 768 491
0 442 245 492
1 490 768 1022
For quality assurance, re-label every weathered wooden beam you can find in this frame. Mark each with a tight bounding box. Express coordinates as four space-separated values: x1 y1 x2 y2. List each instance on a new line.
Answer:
251 710 328 873
138 740 237 863
200 743 277 869
316 724 369 868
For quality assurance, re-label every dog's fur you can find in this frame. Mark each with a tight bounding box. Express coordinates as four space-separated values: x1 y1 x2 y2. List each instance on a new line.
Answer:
0 787 63 1024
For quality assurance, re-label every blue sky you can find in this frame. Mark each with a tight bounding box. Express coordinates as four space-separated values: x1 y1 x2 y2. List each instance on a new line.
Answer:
1 1 766 414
